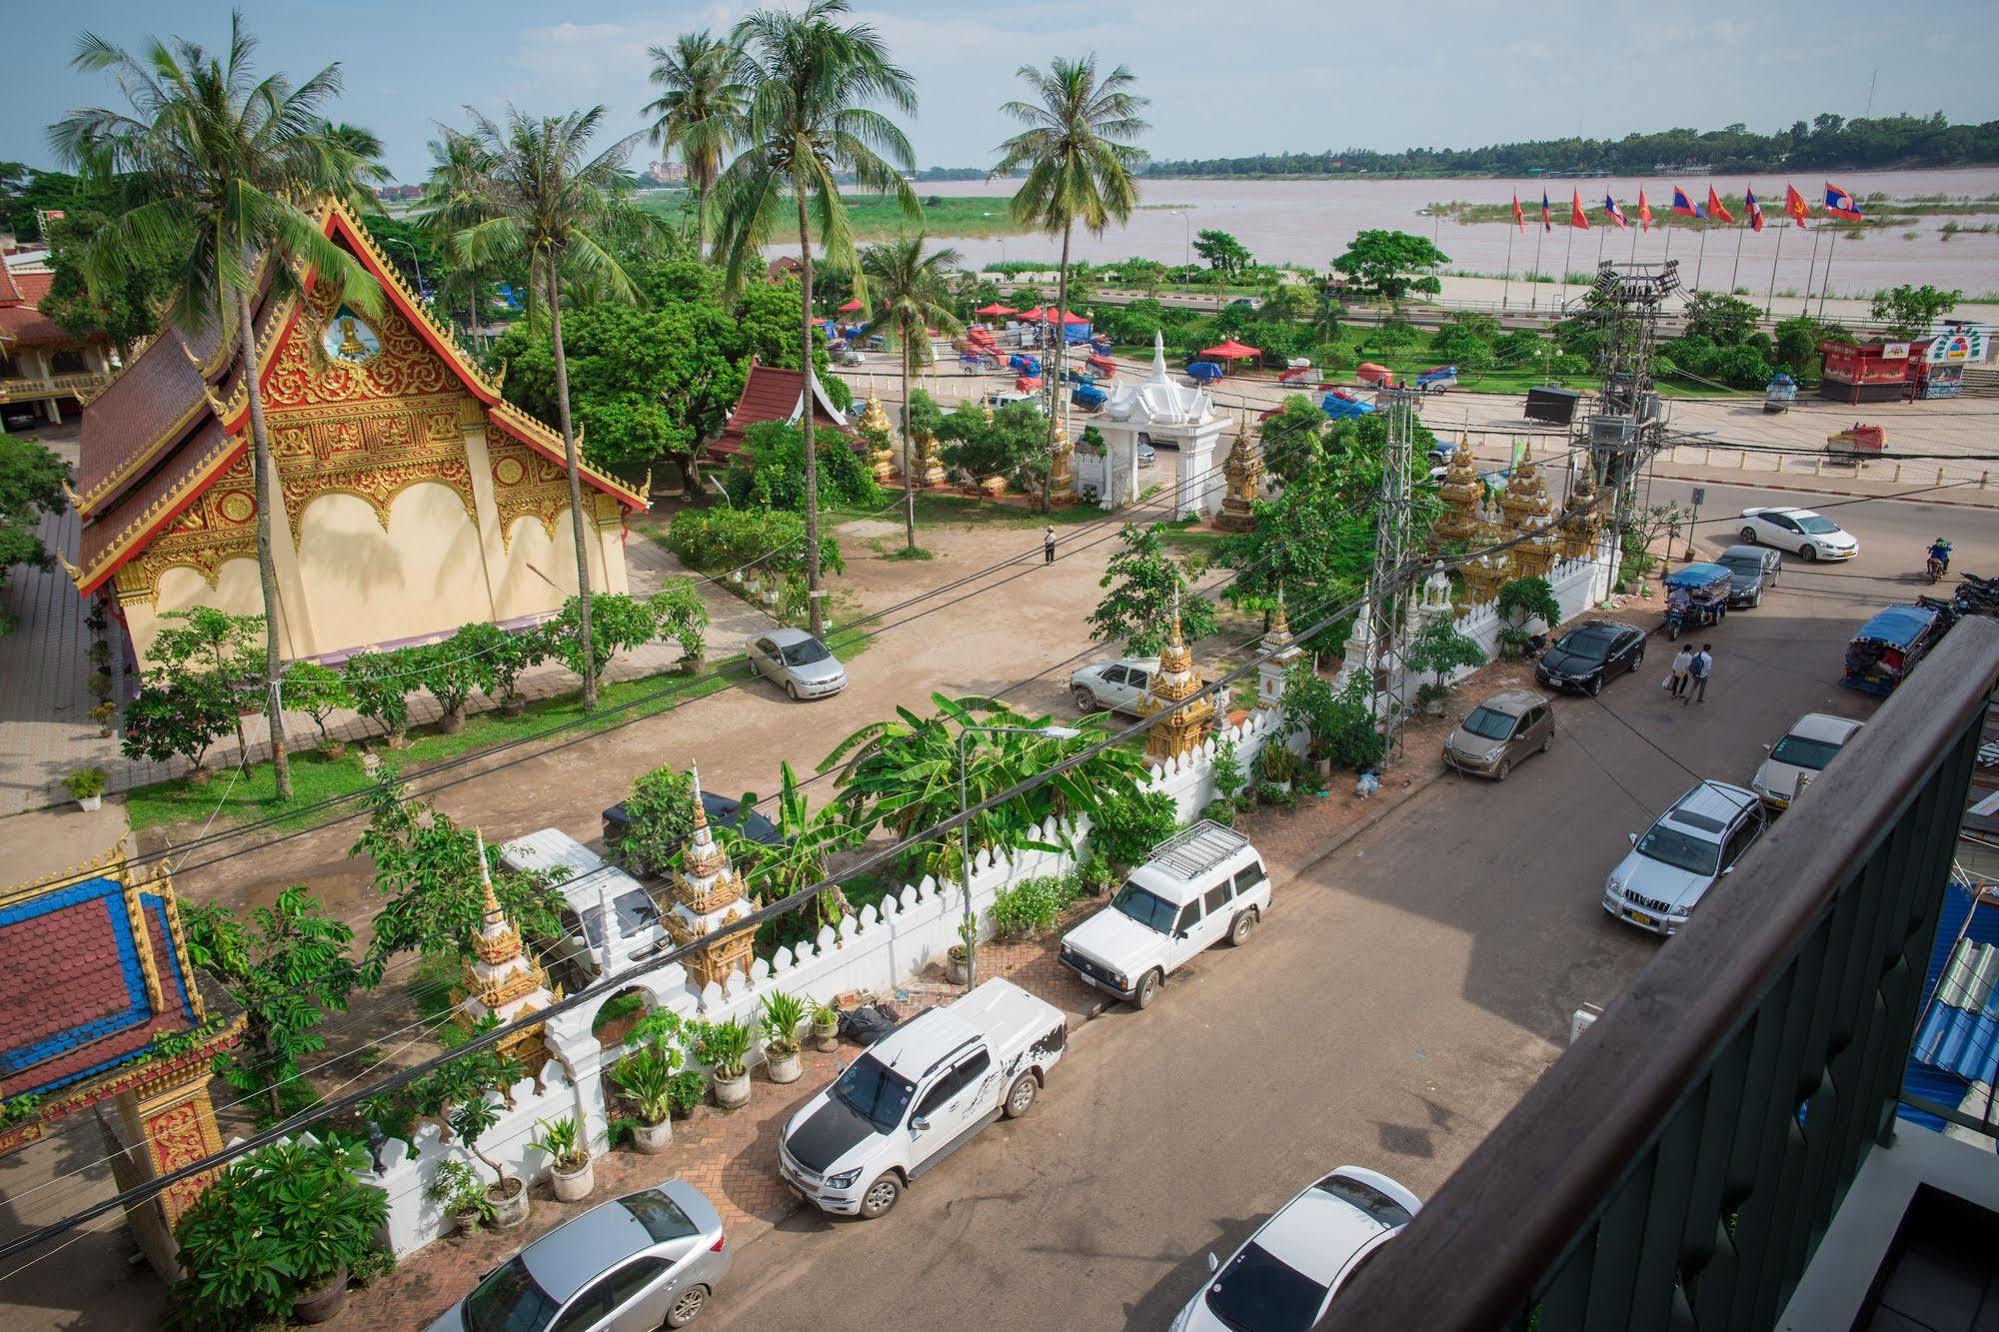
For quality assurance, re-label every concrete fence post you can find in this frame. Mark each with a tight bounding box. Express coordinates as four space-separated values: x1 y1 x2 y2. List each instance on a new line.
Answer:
1982 471 1989 490
1813 457 1822 477
1894 463 1903 482
1938 468 1947 485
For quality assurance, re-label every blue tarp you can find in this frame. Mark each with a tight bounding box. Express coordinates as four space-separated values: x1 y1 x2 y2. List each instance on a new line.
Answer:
1188 362 1224 383
1664 563 1733 589
1854 604 1939 650
1899 883 1999 1136
1321 390 1376 420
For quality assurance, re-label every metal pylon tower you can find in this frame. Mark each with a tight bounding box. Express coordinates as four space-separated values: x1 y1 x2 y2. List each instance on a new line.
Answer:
1566 260 1681 569
1368 388 1419 761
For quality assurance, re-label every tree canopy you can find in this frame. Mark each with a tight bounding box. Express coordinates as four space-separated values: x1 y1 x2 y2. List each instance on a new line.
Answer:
1330 230 1449 301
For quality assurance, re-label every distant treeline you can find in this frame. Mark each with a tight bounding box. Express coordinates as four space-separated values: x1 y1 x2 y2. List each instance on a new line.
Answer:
1141 113 1999 179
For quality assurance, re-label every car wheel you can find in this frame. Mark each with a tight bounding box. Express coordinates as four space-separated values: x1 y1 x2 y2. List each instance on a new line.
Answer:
666 1284 711 1328
1133 968 1163 1010
1587 675 1602 698
1002 1073 1038 1119
1072 686 1100 713
858 1173 902 1220
1740 525 1758 544
1229 908 1259 947
1798 545 1817 562
1540 734 1553 753
1494 759 1513 781
1629 649 1643 673
785 680 800 701
1752 589 1763 608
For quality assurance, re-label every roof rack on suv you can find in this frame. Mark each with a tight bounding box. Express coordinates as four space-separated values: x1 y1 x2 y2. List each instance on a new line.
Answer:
1146 819 1252 883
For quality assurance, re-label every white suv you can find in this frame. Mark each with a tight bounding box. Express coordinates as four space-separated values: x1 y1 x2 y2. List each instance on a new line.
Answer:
1070 657 1160 716
1060 821 1270 1008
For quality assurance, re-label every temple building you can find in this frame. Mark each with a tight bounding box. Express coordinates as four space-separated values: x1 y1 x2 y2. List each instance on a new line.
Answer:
1086 332 1226 515
62 198 645 671
0 258 114 429
708 361 853 463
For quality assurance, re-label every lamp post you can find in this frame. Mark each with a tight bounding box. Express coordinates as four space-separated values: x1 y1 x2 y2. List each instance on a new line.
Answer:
383 236 425 300
955 723 1082 992
1173 211 1191 267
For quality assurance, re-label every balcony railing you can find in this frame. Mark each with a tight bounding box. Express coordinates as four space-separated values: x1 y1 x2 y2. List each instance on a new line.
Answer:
1326 615 1999 1332
0 371 109 401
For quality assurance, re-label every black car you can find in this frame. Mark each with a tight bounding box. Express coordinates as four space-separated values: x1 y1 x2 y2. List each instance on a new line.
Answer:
1535 620 1647 694
1715 544 1781 608
602 792 783 853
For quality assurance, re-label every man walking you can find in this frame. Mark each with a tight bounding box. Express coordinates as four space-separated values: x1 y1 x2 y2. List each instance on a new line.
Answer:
1669 644 1693 698
1684 643 1713 705
1044 525 1057 565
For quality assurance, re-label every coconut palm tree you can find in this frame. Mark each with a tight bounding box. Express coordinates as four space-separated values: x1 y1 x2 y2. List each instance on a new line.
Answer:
52 13 383 802
447 106 646 709
642 30 745 258
322 120 391 185
992 58 1149 511
710 0 919 639
417 132 497 342
859 235 962 554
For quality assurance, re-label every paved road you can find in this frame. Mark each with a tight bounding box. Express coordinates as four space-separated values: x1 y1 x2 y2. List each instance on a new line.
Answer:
707 479 1999 1331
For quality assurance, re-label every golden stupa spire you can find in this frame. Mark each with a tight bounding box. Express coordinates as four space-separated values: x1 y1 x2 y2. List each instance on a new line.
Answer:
1270 585 1291 639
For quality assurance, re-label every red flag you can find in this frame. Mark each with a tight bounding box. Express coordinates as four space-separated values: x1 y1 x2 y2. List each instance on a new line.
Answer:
1784 183 1811 228
1637 190 1652 232
1706 186 1736 225
1511 193 1524 232
1569 188 1590 229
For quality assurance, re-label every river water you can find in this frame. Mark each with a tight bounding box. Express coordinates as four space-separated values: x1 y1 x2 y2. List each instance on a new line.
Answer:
910 168 1999 299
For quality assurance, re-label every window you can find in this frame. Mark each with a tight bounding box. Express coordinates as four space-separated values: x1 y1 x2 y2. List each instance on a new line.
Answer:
1772 514 1800 532
1175 900 1203 934
781 637 831 666
1128 670 1150 691
601 1257 673 1312
1524 706 1547 731
1100 666 1128 686
617 1190 697 1242
753 638 775 656
832 1054 917 1132
1111 883 1177 933
1233 863 1266 895
1722 817 1762 868
551 1279 612 1332
916 1050 990 1118
464 1258 560 1332
1204 881 1233 914
1770 733 1842 770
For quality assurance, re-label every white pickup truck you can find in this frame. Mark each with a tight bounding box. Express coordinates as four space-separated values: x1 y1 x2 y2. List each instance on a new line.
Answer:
776 978 1067 1220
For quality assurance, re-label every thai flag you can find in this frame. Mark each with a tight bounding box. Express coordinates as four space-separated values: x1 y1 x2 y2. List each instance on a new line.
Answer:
1541 192 1552 232
1604 194 1627 229
1670 187 1703 218
1745 187 1765 233
1824 182 1863 220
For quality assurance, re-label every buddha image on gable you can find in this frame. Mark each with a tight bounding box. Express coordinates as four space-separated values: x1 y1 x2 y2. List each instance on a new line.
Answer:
321 308 382 363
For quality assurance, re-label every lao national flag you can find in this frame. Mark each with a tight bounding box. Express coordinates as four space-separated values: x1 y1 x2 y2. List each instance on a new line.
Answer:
1604 194 1628 229
1637 190 1653 231
1512 193 1525 232
1670 187 1702 218
1745 187 1765 232
1784 183 1811 228
1824 181 1863 220
1541 191 1552 232
1706 186 1735 225
1569 188 1590 229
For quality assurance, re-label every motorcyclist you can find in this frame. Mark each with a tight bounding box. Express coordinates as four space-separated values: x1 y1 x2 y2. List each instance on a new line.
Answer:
1928 538 1953 576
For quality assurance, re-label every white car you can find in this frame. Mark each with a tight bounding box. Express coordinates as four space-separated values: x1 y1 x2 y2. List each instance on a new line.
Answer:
1069 656 1160 716
776 979 1066 1220
1169 1167 1421 1331
1751 712 1865 810
1059 821 1269 1008
1737 506 1858 562
1603 781 1766 937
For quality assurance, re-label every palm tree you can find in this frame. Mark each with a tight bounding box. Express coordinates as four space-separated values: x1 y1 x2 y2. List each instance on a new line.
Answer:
322 120 391 185
448 106 646 710
417 132 496 343
53 13 383 803
992 57 1149 510
710 0 919 640
860 235 962 554
642 31 745 258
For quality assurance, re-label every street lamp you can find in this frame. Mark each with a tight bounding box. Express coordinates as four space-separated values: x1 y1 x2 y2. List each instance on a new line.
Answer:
1172 211 1191 267
955 723 1083 992
382 236 425 300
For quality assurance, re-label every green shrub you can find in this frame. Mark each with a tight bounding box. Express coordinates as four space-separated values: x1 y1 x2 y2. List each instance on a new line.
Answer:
1090 789 1180 873
612 765 695 877
1200 797 1237 827
990 875 1081 940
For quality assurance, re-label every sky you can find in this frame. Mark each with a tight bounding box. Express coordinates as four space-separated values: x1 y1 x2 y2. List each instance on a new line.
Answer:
5 0 1998 183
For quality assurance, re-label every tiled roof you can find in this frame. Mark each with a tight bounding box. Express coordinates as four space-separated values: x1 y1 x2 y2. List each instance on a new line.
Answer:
0 305 70 346
711 364 853 459
74 419 240 592
0 262 20 306
12 271 53 308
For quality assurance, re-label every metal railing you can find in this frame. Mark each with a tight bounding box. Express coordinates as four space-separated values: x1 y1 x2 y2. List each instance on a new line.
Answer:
1326 615 1999 1332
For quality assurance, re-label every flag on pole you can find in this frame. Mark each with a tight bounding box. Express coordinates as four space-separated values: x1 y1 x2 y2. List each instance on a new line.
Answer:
1824 181 1863 220
1637 190 1653 231
1784 183 1811 228
1512 193 1525 232
1604 194 1628 229
1706 186 1735 225
1569 189 1590 229
1670 187 1702 218
1541 192 1552 232
1745 187 1765 232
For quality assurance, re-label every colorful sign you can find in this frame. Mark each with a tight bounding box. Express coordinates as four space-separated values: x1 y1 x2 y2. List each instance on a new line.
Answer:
1879 342 1911 360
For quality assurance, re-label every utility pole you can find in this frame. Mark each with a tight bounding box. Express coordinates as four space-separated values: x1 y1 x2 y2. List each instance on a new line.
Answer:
1576 260 1678 591
1369 387 1418 765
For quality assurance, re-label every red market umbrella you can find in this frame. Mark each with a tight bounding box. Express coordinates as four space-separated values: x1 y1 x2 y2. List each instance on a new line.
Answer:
973 303 1017 317
837 298 864 314
1018 306 1048 321
1058 310 1090 325
1201 338 1261 361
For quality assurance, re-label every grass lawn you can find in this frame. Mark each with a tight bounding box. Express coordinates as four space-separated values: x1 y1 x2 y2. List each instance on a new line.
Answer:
633 191 1033 243
826 490 1105 529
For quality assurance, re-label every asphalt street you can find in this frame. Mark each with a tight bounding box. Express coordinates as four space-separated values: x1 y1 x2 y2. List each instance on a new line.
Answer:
707 476 1999 1331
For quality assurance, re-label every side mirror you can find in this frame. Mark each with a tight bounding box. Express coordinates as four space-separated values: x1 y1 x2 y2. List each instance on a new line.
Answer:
1207 1252 1220 1274
1761 743 1772 751
1628 832 1638 845
1722 866 1734 876
910 1115 930 1133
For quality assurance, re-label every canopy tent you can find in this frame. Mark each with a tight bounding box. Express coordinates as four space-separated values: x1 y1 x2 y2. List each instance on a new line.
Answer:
1200 338 1262 366
836 298 864 314
1018 306 1047 321
973 303 1017 317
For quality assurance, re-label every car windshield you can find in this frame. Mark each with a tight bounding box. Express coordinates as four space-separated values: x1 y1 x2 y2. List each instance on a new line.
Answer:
464 1257 560 1332
1635 824 1723 876
1460 707 1515 741
781 638 832 667
1553 628 1613 661
1203 1241 1330 1332
1111 882 1178 933
1719 556 1761 576
1771 734 1843 770
1796 515 1840 534
831 1054 915 1134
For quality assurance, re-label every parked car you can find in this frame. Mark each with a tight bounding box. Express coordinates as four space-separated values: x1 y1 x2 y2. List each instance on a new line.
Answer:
1602 781 1766 937
602 793 782 851
1751 712 1865 810
1070 656 1159 716
1059 820 1268 1009
1168 1167 1422 1332
1138 441 1158 468
777 978 1066 1220
1441 690 1554 781
1227 296 1265 311
746 628 847 701
1715 544 1782 608
1737 506 1858 562
425 1182 729 1331
1535 620 1647 695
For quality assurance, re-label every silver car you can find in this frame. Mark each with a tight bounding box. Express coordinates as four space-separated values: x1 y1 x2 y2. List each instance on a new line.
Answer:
747 627 848 701
1603 781 1766 936
1070 657 1160 716
426 1181 729 1330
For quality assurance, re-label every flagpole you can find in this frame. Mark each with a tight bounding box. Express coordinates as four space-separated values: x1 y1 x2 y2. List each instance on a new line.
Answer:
1531 222 1545 312
1694 223 1708 291
1664 224 1673 265
1630 217 1640 262
1765 221 1785 315
1595 219 1608 271
1729 215 1747 294
1560 223 1576 306
1817 227 1839 320
1803 224 1822 315
1502 222 1515 311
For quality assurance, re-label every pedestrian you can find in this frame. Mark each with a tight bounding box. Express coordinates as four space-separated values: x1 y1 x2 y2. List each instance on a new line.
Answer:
1043 525 1056 565
1669 645 1693 698
1685 643 1713 705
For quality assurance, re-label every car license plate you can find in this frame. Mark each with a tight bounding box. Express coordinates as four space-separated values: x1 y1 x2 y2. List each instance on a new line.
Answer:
1626 909 1656 927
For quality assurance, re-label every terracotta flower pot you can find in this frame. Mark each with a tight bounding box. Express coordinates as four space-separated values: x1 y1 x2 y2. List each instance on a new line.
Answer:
488 1177 530 1230
766 1048 802 1085
550 1156 593 1203
633 1118 672 1155
712 1068 751 1109
291 1266 348 1324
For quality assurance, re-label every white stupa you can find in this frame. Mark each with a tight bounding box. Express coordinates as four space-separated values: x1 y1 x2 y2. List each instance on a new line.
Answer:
1083 331 1227 516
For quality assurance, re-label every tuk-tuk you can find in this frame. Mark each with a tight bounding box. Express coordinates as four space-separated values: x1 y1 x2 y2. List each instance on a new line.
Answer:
1763 374 1796 414
1842 603 1945 696
1071 384 1108 411
1663 563 1732 641
1320 388 1376 420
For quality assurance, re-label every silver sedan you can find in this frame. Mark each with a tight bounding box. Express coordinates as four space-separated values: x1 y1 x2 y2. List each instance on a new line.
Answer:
747 627 848 701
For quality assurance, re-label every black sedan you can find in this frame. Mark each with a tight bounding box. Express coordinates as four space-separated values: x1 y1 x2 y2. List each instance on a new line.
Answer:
1535 620 1647 695
1715 544 1782 608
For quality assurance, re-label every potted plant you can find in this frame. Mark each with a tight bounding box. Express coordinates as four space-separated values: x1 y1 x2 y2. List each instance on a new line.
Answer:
1257 742 1297 795
89 700 118 737
423 1051 532 1229
696 1018 753 1109
87 668 113 701
1496 624 1535 660
1404 617 1485 716
609 1046 676 1154
759 992 808 1084
423 1157 494 1235
810 1000 841 1053
947 918 976 986
63 766 108 812
87 638 111 667
531 1114 594 1202
668 1067 707 1118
